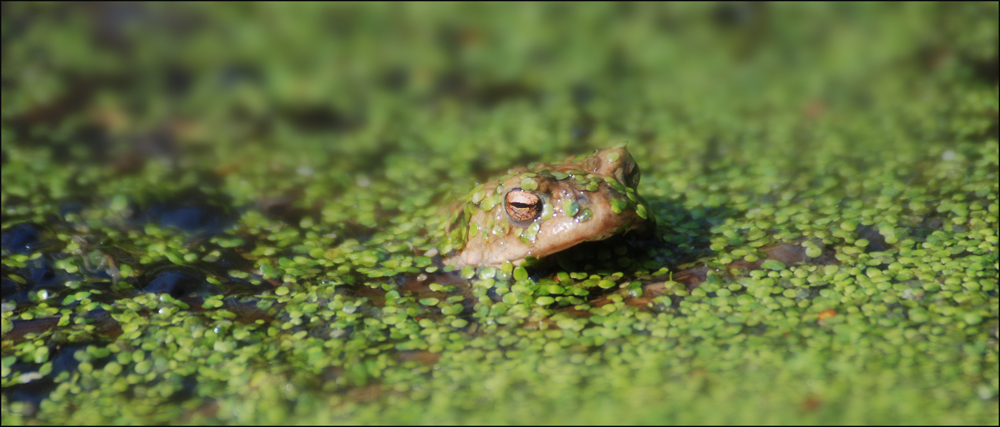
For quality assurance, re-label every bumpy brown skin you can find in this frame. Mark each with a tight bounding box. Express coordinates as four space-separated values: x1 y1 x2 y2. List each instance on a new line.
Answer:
448 146 653 267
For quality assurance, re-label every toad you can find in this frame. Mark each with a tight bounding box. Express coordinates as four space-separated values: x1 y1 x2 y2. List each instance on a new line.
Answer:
441 145 653 267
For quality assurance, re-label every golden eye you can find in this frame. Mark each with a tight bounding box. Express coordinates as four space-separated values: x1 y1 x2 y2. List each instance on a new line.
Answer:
504 189 542 223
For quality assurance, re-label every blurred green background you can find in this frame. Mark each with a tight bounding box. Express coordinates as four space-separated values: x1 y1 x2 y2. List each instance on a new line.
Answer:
1 2 998 424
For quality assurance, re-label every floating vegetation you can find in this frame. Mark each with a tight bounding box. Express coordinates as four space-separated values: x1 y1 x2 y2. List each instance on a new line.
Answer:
1 2 998 424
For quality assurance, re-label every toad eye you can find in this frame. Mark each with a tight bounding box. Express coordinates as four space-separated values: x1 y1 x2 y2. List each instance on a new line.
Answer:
504 188 543 224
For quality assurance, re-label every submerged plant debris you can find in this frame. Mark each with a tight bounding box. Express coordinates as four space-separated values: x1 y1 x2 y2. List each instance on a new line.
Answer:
2 3 998 424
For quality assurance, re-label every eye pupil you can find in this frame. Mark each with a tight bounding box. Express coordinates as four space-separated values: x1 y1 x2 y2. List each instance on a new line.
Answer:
505 189 543 223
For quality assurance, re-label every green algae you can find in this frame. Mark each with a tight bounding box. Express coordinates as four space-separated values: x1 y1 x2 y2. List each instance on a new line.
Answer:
2 2 999 425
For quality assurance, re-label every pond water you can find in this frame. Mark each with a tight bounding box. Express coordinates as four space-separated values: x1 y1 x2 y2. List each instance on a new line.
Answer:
1 3 998 424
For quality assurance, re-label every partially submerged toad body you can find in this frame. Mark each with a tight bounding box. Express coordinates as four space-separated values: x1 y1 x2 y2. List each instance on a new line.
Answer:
440 146 653 267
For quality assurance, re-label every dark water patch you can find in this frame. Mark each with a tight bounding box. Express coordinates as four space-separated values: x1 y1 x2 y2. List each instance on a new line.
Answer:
163 64 194 97
336 220 380 243
95 244 142 272
71 308 124 339
1 2 32 51
430 70 540 108
228 104 274 138
181 244 269 297
381 67 409 92
2 379 57 417
725 241 839 274
19 117 183 176
432 71 466 99
87 2 148 53
520 224 663 274
806 245 840 267
281 104 360 134
2 343 111 412
49 123 113 164
604 46 636 80
909 214 947 241
219 279 268 298
1 276 22 300
49 344 92 377
3 71 132 138
711 1 765 28
28 262 61 288
398 270 475 313
649 197 734 258
57 199 89 220
587 239 845 314
3 90 190 171
2 223 41 254
585 263 710 313
762 242 809 265
3 259 71 304
259 192 316 226
346 283 389 308
435 26 472 57
107 127 197 175
7 298 246 347
571 83 594 107
128 127 180 164
139 265 221 299
857 225 891 253
474 81 540 108
137 189 236 235
202 246 255 274
966 54 999 84
912 37 999 85
218 63 263 89
673 264 711 290
709 2 768 59
164 375 200 405
980 119 999 142
4 317 61 342
222 298 276 324
87 3 203 56
151 202 229 232
547 237 650 274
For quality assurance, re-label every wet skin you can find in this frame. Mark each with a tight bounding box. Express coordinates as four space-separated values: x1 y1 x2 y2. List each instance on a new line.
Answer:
443 146 653 267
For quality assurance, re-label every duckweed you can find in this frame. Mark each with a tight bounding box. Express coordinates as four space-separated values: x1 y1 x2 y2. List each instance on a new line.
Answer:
2 2 999 425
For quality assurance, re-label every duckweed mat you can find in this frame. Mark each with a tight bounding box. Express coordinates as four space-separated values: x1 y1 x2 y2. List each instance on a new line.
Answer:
2 3 998 424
